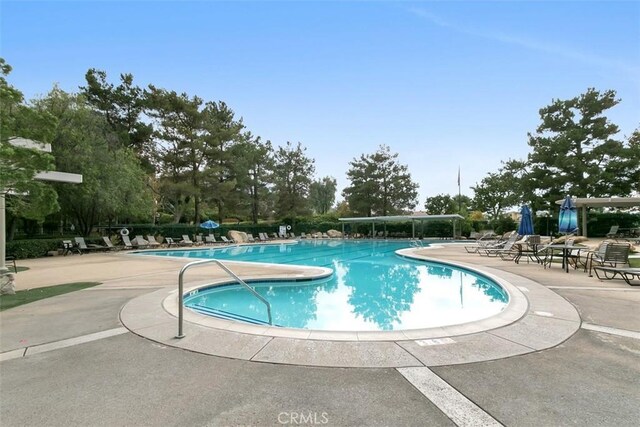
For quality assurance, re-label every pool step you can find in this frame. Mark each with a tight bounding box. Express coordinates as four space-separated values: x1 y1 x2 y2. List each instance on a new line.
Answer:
189 305 274 326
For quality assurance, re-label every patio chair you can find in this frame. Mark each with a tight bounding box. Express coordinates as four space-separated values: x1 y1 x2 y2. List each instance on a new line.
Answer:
146 235 162 248
593 266 640 286
75 236 107 253
585 242 631 277
62 240 82 256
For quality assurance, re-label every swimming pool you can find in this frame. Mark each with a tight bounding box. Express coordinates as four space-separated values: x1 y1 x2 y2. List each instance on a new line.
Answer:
139 240 508 331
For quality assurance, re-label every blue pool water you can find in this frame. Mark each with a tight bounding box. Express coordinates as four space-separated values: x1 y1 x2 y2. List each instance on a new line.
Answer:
139 240 508 331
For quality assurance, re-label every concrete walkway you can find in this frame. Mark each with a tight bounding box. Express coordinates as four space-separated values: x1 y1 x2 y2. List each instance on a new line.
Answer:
1 243 639 426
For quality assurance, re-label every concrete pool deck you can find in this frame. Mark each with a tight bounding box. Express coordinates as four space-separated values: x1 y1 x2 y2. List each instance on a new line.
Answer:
2 241 639 425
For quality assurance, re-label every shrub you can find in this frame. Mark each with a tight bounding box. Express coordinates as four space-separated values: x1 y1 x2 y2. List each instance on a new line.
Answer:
6 239 62 259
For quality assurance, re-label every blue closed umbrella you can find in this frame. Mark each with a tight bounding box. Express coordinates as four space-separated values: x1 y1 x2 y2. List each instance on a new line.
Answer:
558 196 578 234
199 220 220 230
517 205 534 235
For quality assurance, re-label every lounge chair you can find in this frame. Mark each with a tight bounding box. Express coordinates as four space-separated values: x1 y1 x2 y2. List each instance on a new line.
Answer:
464 232 500 253
605 225 620 239
247 234 256 243
194 235 205 246
500 235 541 263
121 235 135 249
102 236 120 251
584 242 631 277
146 235 162 248
289 232 297 239
300 232 307 239
272 233 279 240
220 236 232 244
132 235 149 249
477 233 519 257
258 233 269 242
204 235 217 244
593 266 640 285
75 236 107 253
321 232 329 239
180 235 195 246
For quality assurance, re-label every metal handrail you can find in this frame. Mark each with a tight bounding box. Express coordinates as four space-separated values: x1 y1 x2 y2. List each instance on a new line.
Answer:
410 239 424 248
176 258 272 338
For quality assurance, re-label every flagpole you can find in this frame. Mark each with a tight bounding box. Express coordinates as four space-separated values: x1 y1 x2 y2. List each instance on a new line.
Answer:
457 166 461 214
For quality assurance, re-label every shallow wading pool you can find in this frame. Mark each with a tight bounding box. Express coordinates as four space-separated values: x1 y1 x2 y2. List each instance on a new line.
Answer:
138 240 509 331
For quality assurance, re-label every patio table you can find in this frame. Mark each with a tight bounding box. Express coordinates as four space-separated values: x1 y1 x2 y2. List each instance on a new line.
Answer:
542 244 585 273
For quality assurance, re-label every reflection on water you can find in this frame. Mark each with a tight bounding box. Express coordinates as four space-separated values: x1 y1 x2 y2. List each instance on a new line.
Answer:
181 241 508 331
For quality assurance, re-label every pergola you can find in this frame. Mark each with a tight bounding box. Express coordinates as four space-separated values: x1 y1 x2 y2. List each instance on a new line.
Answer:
554 197 640 237
338 214 464 239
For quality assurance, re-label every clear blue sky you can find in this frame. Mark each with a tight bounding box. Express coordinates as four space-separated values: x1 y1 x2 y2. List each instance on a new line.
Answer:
2 1 639 206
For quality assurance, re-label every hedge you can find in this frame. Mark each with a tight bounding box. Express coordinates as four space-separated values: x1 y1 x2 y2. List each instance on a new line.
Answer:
6 237 107 260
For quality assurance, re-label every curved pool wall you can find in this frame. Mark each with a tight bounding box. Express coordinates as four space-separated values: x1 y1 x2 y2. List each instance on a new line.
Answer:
182 262 509 331
134 241 514 333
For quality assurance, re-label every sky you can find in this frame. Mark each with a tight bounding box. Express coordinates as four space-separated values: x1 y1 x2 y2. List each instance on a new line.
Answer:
2 1 639 207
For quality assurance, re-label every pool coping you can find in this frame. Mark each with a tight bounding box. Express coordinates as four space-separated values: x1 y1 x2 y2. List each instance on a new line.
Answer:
120 247 581 368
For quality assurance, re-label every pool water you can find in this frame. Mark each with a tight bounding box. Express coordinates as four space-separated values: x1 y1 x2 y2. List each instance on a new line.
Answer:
140 240 508 331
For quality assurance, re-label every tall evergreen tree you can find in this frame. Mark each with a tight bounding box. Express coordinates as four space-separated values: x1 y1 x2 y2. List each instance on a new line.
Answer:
527 88 637 200
233 133 274 223
272 141 315 219
343 145 418 216
81 69 154 169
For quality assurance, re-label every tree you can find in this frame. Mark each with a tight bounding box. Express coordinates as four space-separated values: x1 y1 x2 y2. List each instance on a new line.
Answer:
232 133 274 223
36 88 152 235
272 141 315 219
0 58 59 237
472 159 527 220
342 145 418 216
425 193 472 215
527 88 637 200
147 87 245 224
309 176 337 215
81 69 154 169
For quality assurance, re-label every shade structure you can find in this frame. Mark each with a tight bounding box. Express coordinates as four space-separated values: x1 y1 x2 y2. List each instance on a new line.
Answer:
199 220 220 230
558 196 578 234
517 205 534 235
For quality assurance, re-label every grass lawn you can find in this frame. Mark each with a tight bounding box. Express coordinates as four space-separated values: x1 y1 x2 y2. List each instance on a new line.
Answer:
0 282 101 311
630 258 639 268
